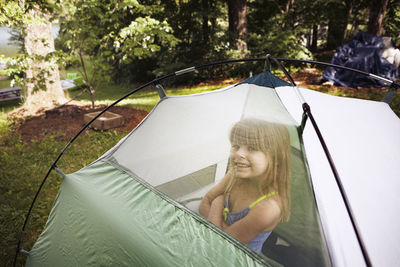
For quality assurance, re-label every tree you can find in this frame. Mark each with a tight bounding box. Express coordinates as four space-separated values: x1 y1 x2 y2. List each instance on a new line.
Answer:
246 0 313 60
58 0 179 95
367 0 389 36
24 6 66 107
326 0 350 49
384 0 400 45
228 0 248 55
157 0 228 82
0 0 67 110
202 0 210 44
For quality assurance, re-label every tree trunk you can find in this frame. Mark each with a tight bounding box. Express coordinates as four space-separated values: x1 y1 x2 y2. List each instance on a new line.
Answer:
228 0 248 55
202 0 209 43
285 0 294 14
367 0 389 36
311 24 318 52
78 50 95 109
326 2 348 49
343 0 354 40
24 7 66 109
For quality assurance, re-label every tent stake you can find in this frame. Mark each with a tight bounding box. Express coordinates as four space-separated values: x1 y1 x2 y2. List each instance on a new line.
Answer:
383 83 399 104
155 83 167 99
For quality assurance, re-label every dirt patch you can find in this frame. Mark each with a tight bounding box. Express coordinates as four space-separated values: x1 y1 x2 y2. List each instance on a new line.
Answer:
13 103 148 143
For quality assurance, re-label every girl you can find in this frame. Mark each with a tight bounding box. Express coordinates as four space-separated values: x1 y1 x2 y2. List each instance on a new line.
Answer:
199 119 291 253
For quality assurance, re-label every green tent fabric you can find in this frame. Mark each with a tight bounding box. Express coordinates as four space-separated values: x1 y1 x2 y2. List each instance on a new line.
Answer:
26 161 277 266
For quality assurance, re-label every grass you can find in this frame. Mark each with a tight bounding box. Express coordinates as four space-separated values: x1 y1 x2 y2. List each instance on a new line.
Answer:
0 79 11 89
1 72 399 266
68 81 230 112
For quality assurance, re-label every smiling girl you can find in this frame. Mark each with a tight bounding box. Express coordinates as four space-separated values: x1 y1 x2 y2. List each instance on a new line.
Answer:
199 119 291 253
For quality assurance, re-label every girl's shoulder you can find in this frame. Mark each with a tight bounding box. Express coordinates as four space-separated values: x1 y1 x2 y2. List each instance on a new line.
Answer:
248 196 282 230
254 196 281 214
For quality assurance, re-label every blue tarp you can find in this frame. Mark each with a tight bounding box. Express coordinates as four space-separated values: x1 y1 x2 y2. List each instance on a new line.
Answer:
323 31 399 88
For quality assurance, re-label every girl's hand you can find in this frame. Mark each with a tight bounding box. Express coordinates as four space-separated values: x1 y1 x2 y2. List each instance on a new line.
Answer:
221 220 229 230
199 172 231 217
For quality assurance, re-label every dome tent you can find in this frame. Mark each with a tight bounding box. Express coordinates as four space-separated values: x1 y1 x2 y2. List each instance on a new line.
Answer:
16 58 400 266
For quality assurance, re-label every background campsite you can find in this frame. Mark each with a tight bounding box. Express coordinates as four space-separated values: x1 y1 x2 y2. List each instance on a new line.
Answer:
1 0 400 265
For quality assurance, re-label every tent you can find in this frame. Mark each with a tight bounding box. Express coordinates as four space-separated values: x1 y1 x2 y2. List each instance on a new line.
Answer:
17 58 400 266
322 31 400 88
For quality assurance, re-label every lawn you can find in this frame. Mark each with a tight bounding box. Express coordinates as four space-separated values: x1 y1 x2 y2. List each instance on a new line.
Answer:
1 70 399 266
67 79 235 112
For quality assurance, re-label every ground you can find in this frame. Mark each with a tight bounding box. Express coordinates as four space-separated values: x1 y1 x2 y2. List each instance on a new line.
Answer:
5 69 395 142
11 102 148 142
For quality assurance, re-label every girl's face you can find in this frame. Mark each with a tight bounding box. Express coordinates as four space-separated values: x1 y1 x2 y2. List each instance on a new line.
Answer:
230 143 270 181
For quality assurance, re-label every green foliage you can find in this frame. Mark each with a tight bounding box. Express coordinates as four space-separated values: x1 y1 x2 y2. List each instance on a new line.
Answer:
0 1 71 101
57 0 179 86
4 0 399 96
246 5 313 74
248 28 313 60
0 1 26 27
0 0 60 27
115 16 179 60
0 49 69 97
0 53 28 89
384 0 400 45
147 0 231 84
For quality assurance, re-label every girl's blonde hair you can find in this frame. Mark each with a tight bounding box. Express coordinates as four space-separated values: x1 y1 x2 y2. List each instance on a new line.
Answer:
226 118 291 222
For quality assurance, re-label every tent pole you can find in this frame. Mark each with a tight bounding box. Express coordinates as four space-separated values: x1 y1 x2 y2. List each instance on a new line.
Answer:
301 103 372 267
270 56 373 266
264 54 272 72
268 56 296 86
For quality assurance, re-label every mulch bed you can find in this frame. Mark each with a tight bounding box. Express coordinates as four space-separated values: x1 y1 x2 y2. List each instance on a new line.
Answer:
14 104 148 142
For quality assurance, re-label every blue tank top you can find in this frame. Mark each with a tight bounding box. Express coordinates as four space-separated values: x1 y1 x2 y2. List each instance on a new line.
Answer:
223 193 276 253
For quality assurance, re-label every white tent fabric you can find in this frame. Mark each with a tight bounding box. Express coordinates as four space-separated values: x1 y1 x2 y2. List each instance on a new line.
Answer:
276 87 400 267
113 83 299 186
110 78 400 266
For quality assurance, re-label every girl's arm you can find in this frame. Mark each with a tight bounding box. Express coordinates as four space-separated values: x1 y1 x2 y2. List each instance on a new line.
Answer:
222 199 281 245
199 172 231 217
207 195 226 227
